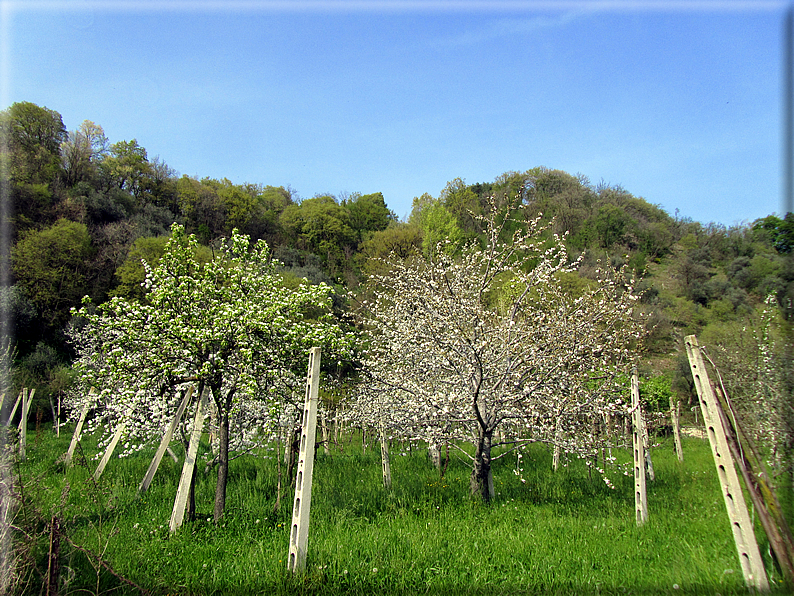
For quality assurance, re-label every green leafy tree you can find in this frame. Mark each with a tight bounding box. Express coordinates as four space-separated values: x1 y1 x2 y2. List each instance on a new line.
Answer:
12 219 94 330
280 196 356 273
99 139 153 201
343 192 395 242
440 177 482 235
409 193 466 257
0 101 67 185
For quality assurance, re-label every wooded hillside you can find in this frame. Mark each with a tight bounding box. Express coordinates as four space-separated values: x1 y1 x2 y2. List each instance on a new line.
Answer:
2 101 792 446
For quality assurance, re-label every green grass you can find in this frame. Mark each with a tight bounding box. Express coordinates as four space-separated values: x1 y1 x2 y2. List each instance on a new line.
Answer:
7 426 790 595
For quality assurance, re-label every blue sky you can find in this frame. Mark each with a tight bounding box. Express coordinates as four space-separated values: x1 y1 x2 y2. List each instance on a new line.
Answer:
1 0 788 225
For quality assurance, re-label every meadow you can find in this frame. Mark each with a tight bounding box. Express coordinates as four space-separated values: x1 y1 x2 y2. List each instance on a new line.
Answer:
7 424 789 595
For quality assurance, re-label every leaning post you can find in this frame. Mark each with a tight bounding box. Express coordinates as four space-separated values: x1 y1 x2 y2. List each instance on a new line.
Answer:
65 388 95 466
139 385 194 494
631 368 648 526
685 334 769 592
6 388 23 426
93 406 133 481
169 386 210 533
287 347 321 573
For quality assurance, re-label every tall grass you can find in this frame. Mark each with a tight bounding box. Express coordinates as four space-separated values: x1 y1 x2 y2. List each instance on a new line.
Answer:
8 425 788 595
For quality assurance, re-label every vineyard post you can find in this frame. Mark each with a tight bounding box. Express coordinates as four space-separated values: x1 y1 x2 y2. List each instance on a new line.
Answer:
287 347 321 573
169 385 210 533
6 388 23 426
685 334 769 592
18 389 28 459
639 402 654 481
632 368 648 526
138 385 194 494
670 396 683 462
65 387 95 466
380 419 392 489
94 404 134 481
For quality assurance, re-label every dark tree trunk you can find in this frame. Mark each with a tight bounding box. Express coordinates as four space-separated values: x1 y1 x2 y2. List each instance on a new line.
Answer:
470 429 494 503
214 408 230 522
286 424 301 488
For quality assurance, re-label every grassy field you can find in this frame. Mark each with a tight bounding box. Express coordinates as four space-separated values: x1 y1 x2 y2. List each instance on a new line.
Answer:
6 424 790 595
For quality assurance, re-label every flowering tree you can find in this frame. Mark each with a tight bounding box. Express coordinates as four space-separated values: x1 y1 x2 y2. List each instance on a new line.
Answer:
353 201 646 501
69 224 350 520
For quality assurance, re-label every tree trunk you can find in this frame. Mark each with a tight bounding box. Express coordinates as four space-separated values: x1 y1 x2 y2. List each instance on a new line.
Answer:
286 425 301 487
213 409 230 522
428 443 442 470
470 429 494 502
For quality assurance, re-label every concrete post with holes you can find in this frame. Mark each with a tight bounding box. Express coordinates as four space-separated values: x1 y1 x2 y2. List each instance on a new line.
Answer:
287 347 321 573
685 334 769 592
632 368 648 526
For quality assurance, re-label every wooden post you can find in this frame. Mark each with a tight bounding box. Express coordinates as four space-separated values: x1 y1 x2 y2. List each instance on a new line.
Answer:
94 406 133 481
640 403 655 481
380 419 392 489
632 368 648 526
552 415 562 472
287 347 321 573
321 412 330 456
170 386 210 533
671 396 683 463
6 389 23 426
139 386 194 494
65 388 95 467
685 335 769 592
207 398 217 457
18 389 29 459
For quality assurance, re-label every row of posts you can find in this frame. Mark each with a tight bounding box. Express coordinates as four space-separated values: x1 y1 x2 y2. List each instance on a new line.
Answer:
21 340 780 587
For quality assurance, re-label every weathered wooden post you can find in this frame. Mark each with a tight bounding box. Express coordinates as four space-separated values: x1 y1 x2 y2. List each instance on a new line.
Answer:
379 419 392 489
640 402 655 481
632 368 648 526
170 385 210 533
5 389 23 426
18 389 29 459
685 334 769 592
94 406 134 481
287 347 321 573
139 386 194 494
65 388 96 466
670 396 683 463
552 416 562 472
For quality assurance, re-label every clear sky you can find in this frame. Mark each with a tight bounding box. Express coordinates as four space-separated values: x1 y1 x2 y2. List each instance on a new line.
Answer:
1 0 788 225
